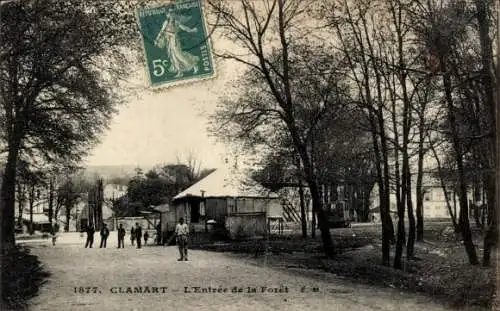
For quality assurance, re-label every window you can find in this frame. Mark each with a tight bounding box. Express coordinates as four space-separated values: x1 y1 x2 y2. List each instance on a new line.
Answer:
191 201 200 223
227 198 236 214
446 192 453 201
200 201 205 217
424 190 432 201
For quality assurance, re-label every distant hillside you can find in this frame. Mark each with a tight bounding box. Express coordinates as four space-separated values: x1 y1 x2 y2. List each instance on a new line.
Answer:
82 164 154 183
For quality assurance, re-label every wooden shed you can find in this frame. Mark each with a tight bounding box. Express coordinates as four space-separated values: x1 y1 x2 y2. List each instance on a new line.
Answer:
161 168 283 240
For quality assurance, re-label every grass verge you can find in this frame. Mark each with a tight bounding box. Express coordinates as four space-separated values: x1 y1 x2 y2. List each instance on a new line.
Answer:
1 246 50 310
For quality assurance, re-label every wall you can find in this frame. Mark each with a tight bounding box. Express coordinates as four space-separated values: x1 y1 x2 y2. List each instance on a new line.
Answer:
370 183 473 220
233 198 283 217
422 186 457 218
264 198 283 218
225 213 267 239
205 198 227 222
160 203 195 235
165 197 283 239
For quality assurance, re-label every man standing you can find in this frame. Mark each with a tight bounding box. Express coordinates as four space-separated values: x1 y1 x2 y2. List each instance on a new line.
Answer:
99 223 110 248
135 223 142 249
117 224 126 248
156 223 162 245
85 224 95 248
130 227 136 246
175 217 189 261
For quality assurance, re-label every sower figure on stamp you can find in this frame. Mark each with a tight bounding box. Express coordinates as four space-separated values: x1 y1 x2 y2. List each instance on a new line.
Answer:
175 217 189 261
117 224 126 248
85 224 95 248
99 223 109 248
135 223 142 249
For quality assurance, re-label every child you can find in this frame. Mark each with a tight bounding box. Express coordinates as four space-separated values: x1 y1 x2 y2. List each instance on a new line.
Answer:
144 231 149 246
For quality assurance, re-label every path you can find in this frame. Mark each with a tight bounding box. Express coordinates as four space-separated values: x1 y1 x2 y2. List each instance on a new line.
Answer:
25 232 451 311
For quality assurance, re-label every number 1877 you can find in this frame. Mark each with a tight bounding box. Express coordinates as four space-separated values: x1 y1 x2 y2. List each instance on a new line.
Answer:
74 287 99 293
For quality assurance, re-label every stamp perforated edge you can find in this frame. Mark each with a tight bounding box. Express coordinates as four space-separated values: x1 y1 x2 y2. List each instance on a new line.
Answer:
135 0 218 92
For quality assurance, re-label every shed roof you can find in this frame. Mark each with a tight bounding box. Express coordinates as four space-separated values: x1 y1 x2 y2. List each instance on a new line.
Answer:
173 168 278 201
152 204 170 213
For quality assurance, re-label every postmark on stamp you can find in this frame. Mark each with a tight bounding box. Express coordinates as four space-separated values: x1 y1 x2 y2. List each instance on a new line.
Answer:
136 0 216 89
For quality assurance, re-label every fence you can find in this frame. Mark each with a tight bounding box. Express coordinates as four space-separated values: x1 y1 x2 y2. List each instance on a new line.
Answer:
113 216 159 232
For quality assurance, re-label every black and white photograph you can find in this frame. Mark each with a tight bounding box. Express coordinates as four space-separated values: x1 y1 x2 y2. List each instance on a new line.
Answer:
0 0 498 310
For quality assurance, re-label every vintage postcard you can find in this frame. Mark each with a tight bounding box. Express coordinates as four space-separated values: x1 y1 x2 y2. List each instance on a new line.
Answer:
1 0 498 310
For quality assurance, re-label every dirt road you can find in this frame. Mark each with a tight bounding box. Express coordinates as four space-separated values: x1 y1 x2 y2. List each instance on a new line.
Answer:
26 232 450 311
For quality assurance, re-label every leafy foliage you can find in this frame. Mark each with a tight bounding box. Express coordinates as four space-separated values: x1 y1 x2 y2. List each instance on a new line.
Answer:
116 161 215 216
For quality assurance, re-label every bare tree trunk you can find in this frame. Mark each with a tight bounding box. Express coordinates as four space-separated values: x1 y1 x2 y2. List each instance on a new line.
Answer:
393 118 405 269
416 124 425 241
391 65 404 269
28 184 35 235
298 182 307 238
430 139 459 231
295 157 308 238
442 66 479 265
482 173 497 266
1 134 22 252
371 114 392 266
16 182 25 226
48 177 54 225
311 207 316 238
292 131 333 256
96 179 104 229
394 199 405 269
331 2 393 264
406 184 416 259
473 0 497 267
65 204 71 232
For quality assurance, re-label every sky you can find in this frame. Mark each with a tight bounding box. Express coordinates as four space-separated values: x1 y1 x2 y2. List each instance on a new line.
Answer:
84 34 245 170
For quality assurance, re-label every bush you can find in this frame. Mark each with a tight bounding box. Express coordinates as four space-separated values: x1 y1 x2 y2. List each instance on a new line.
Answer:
1 246 50 310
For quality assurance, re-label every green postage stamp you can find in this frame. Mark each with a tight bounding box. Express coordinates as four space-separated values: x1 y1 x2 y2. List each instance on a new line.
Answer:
136 0 216 88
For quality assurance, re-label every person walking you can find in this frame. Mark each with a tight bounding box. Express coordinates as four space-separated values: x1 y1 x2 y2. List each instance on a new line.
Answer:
99 223 110 248
84 224 95 248
175 217 189 261
117 224 126 248
130 227 136 246
144 231 149 246
135 223 142 249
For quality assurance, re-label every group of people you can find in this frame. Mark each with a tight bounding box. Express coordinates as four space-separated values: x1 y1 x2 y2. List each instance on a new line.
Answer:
84 223 149 249
128 224 150 248
82 218 190 262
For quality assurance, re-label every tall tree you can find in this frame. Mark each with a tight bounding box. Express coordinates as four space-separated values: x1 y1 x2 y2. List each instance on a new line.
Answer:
208 0 355 257
322 0 400 265
472 0 497 267
0 0 136 249
411 0 483 264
